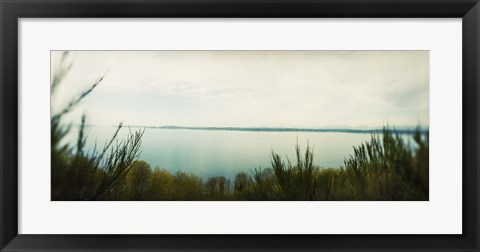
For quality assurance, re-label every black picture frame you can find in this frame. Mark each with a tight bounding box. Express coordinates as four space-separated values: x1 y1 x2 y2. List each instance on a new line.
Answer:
1 0 479 251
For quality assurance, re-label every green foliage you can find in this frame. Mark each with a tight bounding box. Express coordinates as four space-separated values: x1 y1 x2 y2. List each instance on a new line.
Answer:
314 168 351 200
205 176 228 200
244 168 281 200
92 126 145 200
234 172 250 192
241 128 428 201
51 52 144 201
342 128 428 200
146 168 176 200
171 171 204 200
54 121 428 201
272 143 317 200
125 161 152 200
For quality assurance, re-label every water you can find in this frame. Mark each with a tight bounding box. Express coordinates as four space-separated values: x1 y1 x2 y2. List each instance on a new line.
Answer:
75 127 382 180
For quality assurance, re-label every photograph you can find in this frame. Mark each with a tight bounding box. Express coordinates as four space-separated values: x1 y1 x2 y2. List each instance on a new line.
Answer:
51 50 429 201
3 0 477 250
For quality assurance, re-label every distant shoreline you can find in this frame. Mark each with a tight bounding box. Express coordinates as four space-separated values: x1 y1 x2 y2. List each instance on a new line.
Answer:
81 124 428 134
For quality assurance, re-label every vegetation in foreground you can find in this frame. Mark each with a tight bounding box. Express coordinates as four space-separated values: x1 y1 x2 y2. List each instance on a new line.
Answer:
51 53 429 201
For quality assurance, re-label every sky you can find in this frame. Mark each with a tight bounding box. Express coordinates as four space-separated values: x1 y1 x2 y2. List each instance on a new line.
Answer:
51 51 429 129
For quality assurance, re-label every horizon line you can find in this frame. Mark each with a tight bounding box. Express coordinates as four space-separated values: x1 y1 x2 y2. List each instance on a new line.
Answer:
79 124 428 134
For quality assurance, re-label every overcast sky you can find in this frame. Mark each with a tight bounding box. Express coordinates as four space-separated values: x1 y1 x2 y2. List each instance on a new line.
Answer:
51 51 429 128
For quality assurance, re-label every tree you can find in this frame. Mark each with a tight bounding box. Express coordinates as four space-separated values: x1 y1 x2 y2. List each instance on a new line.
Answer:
126 161 152 200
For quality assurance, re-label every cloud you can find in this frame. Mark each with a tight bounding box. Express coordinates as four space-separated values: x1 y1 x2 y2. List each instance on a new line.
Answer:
51 51 429 128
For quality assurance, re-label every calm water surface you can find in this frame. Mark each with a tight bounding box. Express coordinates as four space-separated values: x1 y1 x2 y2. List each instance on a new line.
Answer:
76 127 381 180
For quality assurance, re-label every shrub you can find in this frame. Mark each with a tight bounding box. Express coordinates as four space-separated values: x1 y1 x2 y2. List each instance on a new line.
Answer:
51 52 144 201
172 171 203 200
205 176 229 200
343 128 429 200
146 168 176 200
125 161 152 200
234 172 250 192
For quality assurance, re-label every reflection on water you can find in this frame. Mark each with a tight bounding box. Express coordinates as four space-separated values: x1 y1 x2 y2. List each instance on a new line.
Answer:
67 127 411 180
